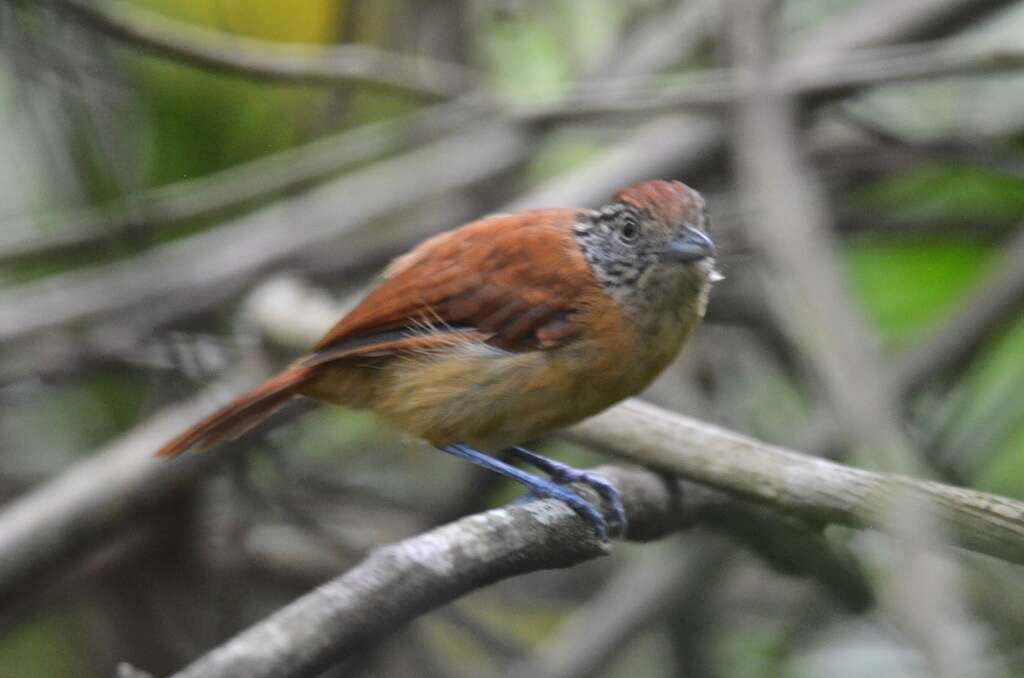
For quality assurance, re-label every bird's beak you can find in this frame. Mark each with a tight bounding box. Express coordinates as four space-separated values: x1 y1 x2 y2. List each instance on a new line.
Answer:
661 226 716 264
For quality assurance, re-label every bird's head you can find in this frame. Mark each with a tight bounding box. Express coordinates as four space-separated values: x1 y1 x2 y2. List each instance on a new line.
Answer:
574 180 720 320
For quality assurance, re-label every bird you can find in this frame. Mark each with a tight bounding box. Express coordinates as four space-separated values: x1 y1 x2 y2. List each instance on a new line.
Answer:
156 179 718 540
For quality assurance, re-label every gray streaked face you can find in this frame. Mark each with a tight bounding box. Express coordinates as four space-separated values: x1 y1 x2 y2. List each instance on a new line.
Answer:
572 190 717 320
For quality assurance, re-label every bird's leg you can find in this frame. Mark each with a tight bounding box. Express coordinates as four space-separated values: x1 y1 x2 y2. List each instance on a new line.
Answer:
441 443 611 541
505 446 626 536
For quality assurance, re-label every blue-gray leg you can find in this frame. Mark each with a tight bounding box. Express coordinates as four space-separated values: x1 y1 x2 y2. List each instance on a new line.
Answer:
507 446 626 536
441 443 611 541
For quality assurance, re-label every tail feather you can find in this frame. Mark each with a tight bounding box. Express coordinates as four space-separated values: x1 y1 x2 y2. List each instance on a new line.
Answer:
156 366 312 458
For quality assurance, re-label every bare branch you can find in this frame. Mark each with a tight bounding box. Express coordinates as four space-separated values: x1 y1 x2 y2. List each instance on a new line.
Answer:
4 272 1023 666
516 41 1024 122
45 0 473 98
567 399 1024 566
0 370 262 609
166 466 711 678
727 3 992 672
795 0 1015 53
166 462 868 678
506 0 1020 217
5 0 1004 344
8 41 1020 267
0 100 483 266
0 122 528 343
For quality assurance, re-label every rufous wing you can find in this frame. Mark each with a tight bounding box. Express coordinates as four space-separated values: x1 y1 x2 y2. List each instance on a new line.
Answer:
304 209 599 365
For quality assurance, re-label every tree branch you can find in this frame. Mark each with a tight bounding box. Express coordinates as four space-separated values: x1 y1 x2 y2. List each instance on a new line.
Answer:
11 1 1014 269
516 41 1024 121
728 3 992 673
5 0 1008 344
569 400 1024 566
165 382 1024 678
164 466 757 678
0 100 483 266
0 121 528 343
46 0 473 98
0 370 262 609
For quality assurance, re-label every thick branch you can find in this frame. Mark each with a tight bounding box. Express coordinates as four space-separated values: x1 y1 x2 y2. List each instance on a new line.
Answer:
569 400 1024 565
168 466 710 678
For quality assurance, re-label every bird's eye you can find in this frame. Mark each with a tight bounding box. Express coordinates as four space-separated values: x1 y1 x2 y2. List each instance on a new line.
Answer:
620 216 640 242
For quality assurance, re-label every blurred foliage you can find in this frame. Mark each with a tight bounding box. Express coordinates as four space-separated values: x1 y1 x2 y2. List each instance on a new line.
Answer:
856 164 1024 224
1 610 86 678
844 237 995 346
106 0 343 191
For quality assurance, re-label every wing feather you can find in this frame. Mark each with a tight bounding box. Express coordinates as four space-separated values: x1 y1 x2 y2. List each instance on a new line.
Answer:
309 209 596 361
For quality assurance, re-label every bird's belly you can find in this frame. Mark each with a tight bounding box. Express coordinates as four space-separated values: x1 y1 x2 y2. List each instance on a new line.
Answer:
365 342 647 450
306 300 696 451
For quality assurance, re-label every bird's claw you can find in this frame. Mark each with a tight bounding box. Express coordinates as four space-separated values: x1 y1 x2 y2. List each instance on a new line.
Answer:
507 446 627 539
523 482 610 541
547 467 626 538
441 443 624 541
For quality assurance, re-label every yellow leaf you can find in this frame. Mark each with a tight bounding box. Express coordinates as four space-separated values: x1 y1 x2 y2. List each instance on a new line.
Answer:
126 0 343 44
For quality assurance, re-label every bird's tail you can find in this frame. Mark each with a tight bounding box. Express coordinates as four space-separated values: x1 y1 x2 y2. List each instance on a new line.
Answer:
155 365 312 458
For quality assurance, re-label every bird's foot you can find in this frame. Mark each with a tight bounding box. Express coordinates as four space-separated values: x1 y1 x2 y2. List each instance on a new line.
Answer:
441 443 614 541
506 446 626 538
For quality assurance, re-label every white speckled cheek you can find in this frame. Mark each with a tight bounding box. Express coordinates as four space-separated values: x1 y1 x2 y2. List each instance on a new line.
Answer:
694 259 720 318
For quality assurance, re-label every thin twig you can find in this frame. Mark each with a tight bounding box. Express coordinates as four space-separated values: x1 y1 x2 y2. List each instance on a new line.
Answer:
45 0 474 98
517 40 1024 122
0 100 484 266
5 0 1004 343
